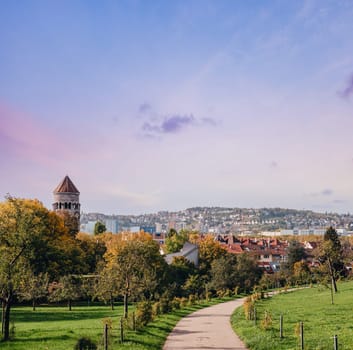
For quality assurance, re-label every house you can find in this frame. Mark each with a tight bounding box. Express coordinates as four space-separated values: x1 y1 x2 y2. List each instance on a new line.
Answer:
164 242 199 266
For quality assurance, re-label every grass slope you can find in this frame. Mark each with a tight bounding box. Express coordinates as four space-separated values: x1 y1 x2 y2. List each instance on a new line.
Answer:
1 298 230 350
231 282 353 350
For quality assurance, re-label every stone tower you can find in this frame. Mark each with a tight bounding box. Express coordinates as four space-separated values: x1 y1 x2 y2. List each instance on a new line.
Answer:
52 175 80 222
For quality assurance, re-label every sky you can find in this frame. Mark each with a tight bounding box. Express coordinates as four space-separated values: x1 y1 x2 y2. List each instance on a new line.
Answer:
1 0 353 215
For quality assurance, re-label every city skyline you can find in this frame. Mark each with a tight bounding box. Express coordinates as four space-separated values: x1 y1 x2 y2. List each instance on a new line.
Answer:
1 1 353 215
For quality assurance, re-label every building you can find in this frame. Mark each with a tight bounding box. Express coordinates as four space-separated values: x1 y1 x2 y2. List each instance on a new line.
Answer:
164 242 199 266
52 175 80 229
104 219 119 233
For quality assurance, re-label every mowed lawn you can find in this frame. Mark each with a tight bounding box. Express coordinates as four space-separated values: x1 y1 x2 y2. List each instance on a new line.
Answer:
232 281 353 350
1 304 120 350
1 299 228 350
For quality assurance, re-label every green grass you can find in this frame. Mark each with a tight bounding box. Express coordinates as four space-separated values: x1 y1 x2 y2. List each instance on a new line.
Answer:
231 281 353 350
1 298 232 350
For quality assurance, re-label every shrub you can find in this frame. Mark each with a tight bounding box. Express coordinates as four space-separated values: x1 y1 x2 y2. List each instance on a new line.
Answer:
152 301 161 317
135 301 153 327
74 337 97 350
171 297 181 310
261 310 273 330
188 294 196 306
224 289 231 297
159 297 172 314
180 297 188 307
243 296 255 320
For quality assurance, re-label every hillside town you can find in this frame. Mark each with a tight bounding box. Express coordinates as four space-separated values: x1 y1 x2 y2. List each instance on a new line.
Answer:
81 206 353 237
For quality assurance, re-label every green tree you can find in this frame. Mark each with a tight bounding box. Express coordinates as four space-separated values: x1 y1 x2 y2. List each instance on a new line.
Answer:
320 227 344 293
168 256 197 296
18 271 49 311
165 229 188 253
209 254 237 291
94 221 106 235
94 269 119 310
234 254 262 293
285 240 306 271
49 275 82 311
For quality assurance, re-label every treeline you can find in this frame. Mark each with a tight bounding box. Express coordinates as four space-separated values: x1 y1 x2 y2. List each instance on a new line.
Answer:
1 197 348 343
0 197 263 342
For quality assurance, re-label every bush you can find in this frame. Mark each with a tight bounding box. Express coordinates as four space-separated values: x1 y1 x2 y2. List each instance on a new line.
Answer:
243 296 255 320
74 337 97 350
224 289 232 297
216 290 225 298
152 301 161 317
171 297 181 310
261 310 273 330
188 294 196 306
180 297 188 307
135 301 153 327
159 297 172 314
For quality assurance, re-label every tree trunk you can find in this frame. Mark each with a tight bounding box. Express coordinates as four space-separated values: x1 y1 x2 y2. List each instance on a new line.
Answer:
68 299 72 311
3 299 11 341
123 293 128 319
32 298 36 311
1 300 5 335
328 258 338 293
110 292 114 311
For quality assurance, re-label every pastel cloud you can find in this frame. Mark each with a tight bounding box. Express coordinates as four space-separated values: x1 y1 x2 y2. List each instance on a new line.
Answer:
138 102 152 114
0 103 53 162
0 102 83 167
140 112 218 138
338 73 353 99
308 189 334 197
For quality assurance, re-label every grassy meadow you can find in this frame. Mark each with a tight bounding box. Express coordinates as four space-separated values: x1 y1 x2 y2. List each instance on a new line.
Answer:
231 281 353 350
1 298 229 350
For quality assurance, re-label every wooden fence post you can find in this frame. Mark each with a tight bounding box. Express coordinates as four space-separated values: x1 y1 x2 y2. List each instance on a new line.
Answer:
333 335 338 350
103 323 108 350
120 317 124 343
132 311 136 331
300 321 304 350
279 314 283 339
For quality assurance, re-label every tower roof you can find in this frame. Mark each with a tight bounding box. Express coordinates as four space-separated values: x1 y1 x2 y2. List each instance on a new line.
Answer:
54 175 80 194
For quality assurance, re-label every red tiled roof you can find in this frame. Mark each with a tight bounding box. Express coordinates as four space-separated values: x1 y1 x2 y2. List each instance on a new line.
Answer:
227 244 244 254
54 175 79 193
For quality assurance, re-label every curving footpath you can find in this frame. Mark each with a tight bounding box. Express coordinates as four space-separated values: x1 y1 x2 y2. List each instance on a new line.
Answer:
163 298 248 350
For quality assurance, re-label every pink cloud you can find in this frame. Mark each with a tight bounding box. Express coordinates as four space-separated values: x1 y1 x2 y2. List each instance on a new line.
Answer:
0 102 75 167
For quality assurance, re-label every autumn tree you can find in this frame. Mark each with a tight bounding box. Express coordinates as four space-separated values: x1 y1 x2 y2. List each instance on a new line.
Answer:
0 196 81 340
0 197 69 340
196 234 227 275
103 232 167 318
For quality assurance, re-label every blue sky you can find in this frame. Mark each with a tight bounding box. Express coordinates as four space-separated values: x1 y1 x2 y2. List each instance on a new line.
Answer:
1 0 353 214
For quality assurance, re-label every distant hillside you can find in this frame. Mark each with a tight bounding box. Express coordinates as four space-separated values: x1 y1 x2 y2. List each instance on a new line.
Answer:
81 207 353 234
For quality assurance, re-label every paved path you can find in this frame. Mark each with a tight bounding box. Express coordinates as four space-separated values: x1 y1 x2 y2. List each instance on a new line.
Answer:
163 298 248 350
